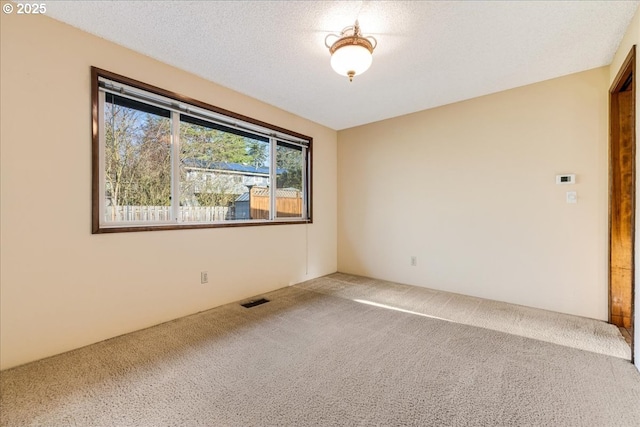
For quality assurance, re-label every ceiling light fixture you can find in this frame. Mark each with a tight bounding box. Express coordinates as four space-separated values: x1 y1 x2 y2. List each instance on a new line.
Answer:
325 20 377 82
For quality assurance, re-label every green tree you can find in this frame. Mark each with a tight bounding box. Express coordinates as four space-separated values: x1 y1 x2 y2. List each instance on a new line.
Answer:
276 145 303 190
180 123 250 164
247 140 268 168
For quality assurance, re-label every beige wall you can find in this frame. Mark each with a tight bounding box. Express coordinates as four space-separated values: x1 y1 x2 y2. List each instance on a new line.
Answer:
0 14 337 370
610 5 640 370
338 67 609 320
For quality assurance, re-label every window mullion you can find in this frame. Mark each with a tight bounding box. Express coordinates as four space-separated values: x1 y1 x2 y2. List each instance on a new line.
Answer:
270 138 277 220
302 147 308 220
171 111 181 222
98 91 106 226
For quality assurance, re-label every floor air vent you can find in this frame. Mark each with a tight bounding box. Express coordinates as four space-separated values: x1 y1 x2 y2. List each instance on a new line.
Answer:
241 298 270 308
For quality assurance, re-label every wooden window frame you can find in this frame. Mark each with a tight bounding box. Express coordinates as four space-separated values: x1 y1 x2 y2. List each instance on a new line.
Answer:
91 67 312 233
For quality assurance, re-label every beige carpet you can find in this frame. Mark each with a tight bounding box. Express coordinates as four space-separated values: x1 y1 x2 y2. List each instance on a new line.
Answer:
1 273 639 426
301 273 632 360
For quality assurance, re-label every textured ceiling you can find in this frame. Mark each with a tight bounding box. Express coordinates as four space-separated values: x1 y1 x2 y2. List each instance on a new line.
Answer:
43 1 639 130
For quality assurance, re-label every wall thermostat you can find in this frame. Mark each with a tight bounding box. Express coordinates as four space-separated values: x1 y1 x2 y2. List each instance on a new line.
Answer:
556 174 576 185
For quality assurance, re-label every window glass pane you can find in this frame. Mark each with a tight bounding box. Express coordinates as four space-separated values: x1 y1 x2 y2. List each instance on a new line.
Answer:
104 94 172 223
276 142 304 218
95 71 311 233
179 116 271 221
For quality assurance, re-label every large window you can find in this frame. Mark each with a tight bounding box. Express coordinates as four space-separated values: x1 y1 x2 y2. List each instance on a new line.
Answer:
92 68 312 233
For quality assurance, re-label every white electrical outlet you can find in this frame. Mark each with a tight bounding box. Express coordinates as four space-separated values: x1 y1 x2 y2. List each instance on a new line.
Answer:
201 271 208 284
410 256 417 267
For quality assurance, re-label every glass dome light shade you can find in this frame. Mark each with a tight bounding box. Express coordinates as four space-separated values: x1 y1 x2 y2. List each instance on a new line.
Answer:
330 44 373 79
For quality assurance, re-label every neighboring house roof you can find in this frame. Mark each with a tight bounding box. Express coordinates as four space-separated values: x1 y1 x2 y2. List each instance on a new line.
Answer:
182 159 285 175
182 159 271 175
